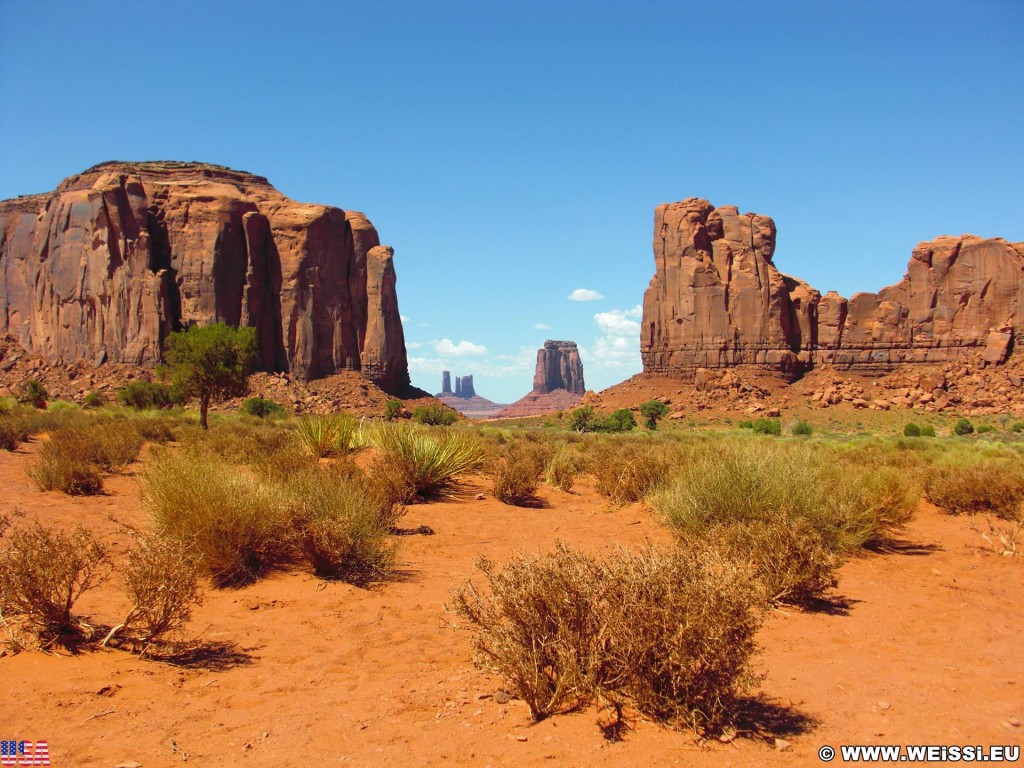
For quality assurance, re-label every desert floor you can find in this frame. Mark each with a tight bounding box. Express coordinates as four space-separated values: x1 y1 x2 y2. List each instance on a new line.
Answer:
2 439 1022 767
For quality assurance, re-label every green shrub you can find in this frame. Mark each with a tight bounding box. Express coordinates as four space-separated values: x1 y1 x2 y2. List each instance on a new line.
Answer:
370 423 485 497
17 379 48 408
82 392 105 409
295 414 358 458
920 425 937 437
751 418 781 435
977 424 997 434
593 409 637 433
567 406 595 433
954 418 975 436
1012 422 1024 434
119 380 177 410
791 420 813 436
639 400 670 430
384 399 403 421
288 469 397 584
452 541 763 733
241 396 285 418
141 449 292 587
737 420 754 429
412 404 458 426
0 517 111 644
903 423 922 437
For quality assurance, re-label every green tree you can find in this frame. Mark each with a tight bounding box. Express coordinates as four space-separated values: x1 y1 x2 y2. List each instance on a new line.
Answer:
162 323 257 429
384 399 403 422
567 406 594 433
639 400 670 430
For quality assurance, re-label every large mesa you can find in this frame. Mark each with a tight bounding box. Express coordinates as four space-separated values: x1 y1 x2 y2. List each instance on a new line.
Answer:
0 161 409 391
496 340 586 418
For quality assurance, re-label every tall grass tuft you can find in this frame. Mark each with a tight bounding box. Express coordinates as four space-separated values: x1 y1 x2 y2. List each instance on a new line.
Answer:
370 423 485 497
295 414 359 458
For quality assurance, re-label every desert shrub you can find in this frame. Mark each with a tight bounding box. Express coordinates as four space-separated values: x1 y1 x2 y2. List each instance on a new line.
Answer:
0 517 111 644
288 469 397 584
751 418 781 435
925 454 1024 518
593 409 638 433
954 418 975 436
17 379 48 408
566 406 594 433
106 534 203 648
366 449 418 508
921 425 937 437
119 380 177 410
141 449 292 587
639 400 670 430
0 415 27 451
47 422 143 472
492 447 541 505
412 404 458 426
544 444 583 492
82 392 105 409
1013 422 1024 434
591 441 671 505
903 423 922 437
452 541 763 733
791 419 813 436
29 438 104 495
130 413 179 442
977 424 996 434
370 423 484 496
181 420 293 464
295 413 358 458
384 399 403 421
737 420 754 429
241 396 285 419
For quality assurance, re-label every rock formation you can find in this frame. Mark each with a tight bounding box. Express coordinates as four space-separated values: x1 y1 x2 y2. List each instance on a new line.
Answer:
441 371 452 394
497 340 585 417
641 198 1024 379
0 161 409 391
454 374 476 398
435 371 506 418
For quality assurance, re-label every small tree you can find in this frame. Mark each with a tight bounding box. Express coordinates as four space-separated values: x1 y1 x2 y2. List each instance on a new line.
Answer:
567 406 594 433
162 323 257 429
384 399 403 422
18 379 48 409
639 400 670 430
953 418 975 436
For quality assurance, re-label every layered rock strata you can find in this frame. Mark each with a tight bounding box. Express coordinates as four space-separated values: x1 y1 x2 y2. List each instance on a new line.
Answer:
497 340 585 417
0 161 409 390
641 198 1024 378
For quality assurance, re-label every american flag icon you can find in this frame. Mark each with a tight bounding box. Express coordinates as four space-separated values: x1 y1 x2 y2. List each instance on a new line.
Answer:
0 741 49 766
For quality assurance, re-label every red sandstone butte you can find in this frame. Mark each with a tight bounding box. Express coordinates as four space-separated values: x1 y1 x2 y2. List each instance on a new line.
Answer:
497 340 585 417
0 161 409 390
641 198 1024 378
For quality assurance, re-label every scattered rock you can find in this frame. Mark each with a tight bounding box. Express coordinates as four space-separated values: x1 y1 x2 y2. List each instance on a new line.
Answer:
494 690 512 705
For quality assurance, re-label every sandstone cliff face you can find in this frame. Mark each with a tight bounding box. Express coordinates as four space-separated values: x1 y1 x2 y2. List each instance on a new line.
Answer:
641 198 1024 377
0 162 409 390
533 340 585 394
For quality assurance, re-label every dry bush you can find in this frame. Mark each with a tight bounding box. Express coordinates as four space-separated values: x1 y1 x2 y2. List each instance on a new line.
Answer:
600 542 764 732
451 543 605 720
129 414 180 443
544 444 584 492
251 439 320 484
105 533 203 649
492 446 541 505
370 423 485 497
141 448 292 587
179 420 293 464
366 449 417 509
0 415 28 451
925 455 1024 518
591 440 671 505
287 468 397 584
0 516 111 645
30 438 104 495
451 542 764 733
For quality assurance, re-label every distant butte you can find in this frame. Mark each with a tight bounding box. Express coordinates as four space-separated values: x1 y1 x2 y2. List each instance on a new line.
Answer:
435 370 507 418
496 341 587 418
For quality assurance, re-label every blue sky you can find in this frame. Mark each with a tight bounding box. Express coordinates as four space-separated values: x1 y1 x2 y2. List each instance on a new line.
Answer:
1 1 1021 402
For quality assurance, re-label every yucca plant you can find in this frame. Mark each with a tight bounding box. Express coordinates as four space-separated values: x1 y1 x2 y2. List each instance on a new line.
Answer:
294 413 358 458
370 423 485 496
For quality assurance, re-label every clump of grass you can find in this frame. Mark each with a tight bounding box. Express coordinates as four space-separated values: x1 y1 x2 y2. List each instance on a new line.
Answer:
544 444 584 492
451 541 763 733
0 414 28 451
141 449 292 587
0 515 111 645
591 440 671 505
370 423 485 497
491 446 541 506
288 469 397 585
925 454 1024 518
791 419 813 436
295 414 358 458
30 438 104 495
105 533 203 649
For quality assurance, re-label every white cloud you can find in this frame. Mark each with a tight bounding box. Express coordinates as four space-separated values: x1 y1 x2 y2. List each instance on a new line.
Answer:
406 341 422 349
407 356 448 375
400 314 410 322
533 322 551 331
432 338 487 356
568 288 604 302
594 305 643 337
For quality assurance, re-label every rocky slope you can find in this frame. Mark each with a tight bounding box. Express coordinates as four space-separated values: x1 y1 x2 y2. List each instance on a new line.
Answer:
496 340 586 418
641 198 1024 379
0 161 409 391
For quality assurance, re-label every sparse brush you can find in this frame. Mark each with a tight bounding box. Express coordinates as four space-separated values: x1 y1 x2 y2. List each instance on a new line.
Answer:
130 414 179 442
544 444 583 492
0 415 27 451
180 421 294 464
591 441 671 505
141 448 292 587
105 533 203 649
925 455 1024 518
287 468 397 584
370 423 485 497
366 449 417 508
295 413 358 458
0 517 111 645
29 438 104 495
491 447 541 506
